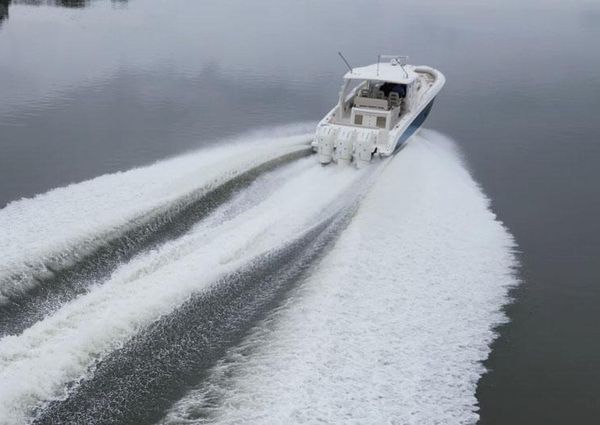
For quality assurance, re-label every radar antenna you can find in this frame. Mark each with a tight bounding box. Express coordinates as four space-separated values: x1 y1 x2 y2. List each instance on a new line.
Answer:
380 55 409 78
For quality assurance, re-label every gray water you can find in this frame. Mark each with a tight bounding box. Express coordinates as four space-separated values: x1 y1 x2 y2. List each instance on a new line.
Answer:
1 0 599 423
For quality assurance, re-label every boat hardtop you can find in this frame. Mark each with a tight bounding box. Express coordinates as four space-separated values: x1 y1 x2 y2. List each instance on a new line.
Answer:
313 55 445 167
344 61 418 85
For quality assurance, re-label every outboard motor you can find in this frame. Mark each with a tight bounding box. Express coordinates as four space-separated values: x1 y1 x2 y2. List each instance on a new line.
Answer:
317 128 337 164
335 131 355 165
354 132 377 168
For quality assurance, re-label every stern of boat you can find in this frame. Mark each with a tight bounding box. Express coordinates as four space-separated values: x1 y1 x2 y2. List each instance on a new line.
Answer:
313 123 387 167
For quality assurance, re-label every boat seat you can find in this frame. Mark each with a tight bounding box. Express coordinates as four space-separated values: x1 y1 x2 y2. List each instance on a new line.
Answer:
389 92 401 108
354 96 389 110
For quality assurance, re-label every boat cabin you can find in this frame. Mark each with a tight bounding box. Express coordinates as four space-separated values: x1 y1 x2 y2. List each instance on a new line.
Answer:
334 59 421 131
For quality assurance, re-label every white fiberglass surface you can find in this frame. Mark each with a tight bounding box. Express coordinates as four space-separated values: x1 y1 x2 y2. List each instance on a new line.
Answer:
0 153 366 424
161 130 518 425
0 125 311 303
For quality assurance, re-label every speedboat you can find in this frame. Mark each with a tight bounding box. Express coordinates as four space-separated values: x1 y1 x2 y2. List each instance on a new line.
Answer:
312 55 445 167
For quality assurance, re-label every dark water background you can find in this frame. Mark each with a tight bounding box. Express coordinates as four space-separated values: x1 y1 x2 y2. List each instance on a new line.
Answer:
1 0 599 423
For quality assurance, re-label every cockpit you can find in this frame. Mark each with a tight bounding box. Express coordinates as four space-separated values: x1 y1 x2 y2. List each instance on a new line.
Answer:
348 81 407 130
353 82 406 111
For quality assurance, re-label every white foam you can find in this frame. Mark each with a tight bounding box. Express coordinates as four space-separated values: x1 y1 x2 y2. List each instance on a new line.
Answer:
0 157 364 425
161 130 519 425
0 126 312 303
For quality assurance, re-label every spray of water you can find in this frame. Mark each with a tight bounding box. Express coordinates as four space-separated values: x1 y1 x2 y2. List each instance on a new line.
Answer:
0 127 314 305
0 127 518 425
0 156 369 424
160 130 518 425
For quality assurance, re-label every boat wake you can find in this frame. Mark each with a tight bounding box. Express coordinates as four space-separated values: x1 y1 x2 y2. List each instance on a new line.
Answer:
161 130 519 425
0 127 517 425
0 129 312 335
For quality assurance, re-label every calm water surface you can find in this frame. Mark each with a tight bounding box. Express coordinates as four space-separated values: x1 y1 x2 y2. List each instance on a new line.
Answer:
1 0 599 423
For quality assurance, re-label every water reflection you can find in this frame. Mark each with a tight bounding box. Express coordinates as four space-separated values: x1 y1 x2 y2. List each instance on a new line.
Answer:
0 1 9 26
0 61 326 206
1 0 90 28
0 0 129 27
10 0 88 6
56 0 88 8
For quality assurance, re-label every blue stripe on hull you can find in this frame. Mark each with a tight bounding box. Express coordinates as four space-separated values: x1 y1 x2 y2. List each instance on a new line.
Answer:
393 98 436 153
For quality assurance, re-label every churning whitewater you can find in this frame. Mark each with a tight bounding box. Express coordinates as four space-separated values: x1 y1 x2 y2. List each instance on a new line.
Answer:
0 126 313 307
0 127 517 425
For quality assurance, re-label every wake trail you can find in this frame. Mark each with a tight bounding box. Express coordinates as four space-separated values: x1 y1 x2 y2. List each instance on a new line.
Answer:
160 130 519 425
0 157 375 425
0 130 311 337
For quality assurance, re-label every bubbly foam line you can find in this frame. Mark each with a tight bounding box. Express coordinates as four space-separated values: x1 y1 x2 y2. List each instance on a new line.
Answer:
0 159 365 425
31 164 381 425
0 129 312 304
161 130 519 425
0 146 312 339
